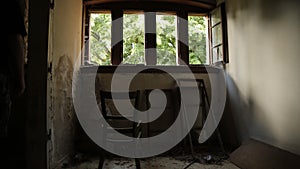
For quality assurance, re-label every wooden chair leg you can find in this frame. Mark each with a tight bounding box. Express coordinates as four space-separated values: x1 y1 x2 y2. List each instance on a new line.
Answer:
98 151 105 169
135 158 141 169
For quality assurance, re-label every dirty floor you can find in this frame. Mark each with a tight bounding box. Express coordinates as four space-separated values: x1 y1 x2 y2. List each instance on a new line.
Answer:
65 156 239 169
65 139 239 169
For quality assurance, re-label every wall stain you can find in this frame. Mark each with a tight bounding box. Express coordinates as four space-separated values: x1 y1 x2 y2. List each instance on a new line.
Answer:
52 54 76 164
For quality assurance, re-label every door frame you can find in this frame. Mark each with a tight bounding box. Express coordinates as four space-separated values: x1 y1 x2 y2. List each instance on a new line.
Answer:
26 0 50 168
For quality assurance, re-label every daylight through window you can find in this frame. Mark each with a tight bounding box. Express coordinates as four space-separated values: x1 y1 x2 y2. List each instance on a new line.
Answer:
123 13 145 65
156 13 177 65
188 15 207 65
89 13 111 65
87 11 218 66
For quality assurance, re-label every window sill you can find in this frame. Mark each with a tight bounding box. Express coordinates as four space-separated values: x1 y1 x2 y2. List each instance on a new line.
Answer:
79 64 221 74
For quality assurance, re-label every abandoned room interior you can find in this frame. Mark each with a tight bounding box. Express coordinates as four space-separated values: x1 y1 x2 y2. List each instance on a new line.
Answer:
1 0 300 169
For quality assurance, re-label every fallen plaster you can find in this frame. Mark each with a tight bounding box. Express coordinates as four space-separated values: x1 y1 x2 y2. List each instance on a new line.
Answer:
64 156 239 169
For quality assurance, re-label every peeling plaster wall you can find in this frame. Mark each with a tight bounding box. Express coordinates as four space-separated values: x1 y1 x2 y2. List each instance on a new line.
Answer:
49 0 82 167
224 0 300 155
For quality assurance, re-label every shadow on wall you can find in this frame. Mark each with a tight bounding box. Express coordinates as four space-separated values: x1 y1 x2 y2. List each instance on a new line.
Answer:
222 74 251 147
223 74 280 151
227 0 288 21
224 0 300 155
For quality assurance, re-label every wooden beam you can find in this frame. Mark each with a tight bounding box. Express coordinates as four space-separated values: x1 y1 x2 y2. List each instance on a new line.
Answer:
84 0 215 9
86 2 209 13
151 0 215 9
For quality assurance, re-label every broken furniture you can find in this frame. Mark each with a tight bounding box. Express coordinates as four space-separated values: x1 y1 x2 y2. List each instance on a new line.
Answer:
144 88 177 137
176 79 226 169
98 90 142 169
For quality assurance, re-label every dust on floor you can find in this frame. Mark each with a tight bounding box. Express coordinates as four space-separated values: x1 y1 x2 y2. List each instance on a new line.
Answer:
65 155 239 169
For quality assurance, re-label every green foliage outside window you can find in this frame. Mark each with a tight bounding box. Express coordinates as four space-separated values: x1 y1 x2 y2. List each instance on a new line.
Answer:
157 15 176 65
89 13 207 65
90 14 111 65
123 14 145 64
189 16 207 64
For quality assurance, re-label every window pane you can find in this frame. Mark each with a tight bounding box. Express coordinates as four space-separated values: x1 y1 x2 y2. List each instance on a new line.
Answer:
188 16 207 64
212 45 223 63
211 7 221 26
90 13 111 65
123 13 145 64
157 14 176 65
212 23 222 47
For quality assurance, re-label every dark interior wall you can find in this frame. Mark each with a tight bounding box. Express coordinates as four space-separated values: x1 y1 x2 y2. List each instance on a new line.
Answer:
224 0 300 155
6 0 29 167
25 0 49 168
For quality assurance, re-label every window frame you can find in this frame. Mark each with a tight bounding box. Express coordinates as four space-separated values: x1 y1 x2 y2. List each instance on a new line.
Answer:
82 1 228 66
208 2 229 65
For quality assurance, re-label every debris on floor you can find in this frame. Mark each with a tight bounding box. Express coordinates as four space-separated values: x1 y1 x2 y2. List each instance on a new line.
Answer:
64 156 239 169
64 140 236 169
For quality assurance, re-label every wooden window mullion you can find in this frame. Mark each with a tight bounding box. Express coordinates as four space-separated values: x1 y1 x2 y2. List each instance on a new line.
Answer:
83 7 90 65
209 2 228 64
221 3 229 63
111 9 123 65
145 12 157 65
177 10 189 65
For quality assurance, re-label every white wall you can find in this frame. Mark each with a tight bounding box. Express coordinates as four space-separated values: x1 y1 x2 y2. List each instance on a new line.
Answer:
225 0 300 155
